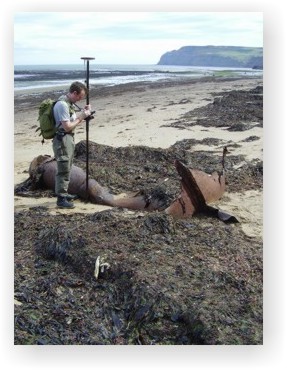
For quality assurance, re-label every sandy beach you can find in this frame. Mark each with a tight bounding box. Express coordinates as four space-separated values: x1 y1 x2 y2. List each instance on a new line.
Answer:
14 76 263 239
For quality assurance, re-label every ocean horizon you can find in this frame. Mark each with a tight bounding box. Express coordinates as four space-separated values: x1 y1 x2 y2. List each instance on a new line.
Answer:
14 63 262 92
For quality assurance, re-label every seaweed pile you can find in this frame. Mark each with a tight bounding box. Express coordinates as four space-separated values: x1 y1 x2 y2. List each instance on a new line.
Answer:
14 207 262 345
163 85 263 130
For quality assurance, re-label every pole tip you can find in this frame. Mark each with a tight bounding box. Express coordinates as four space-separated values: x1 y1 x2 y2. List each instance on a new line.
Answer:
81 57 95 60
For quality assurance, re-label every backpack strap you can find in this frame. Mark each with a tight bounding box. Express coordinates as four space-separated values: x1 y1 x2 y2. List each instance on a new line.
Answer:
58 95 76 114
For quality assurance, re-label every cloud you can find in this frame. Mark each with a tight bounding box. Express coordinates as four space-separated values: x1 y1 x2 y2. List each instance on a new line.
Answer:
14 12 263 65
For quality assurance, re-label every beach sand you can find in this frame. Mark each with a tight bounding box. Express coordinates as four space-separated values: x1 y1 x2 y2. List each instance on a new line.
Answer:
14 77 263 239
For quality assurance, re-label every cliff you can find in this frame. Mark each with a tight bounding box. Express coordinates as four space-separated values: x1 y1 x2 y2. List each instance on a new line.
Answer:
157 46 263 69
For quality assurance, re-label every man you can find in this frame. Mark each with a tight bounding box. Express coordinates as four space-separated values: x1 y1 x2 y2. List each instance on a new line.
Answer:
53 81 92 209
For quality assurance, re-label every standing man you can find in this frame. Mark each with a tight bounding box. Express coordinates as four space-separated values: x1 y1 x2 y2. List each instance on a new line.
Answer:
53 81 92 209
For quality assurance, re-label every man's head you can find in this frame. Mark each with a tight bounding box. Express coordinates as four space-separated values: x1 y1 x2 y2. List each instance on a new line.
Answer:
68 81 88 102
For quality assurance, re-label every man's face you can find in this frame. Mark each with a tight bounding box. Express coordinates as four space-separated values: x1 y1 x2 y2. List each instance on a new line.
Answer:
72 90 86 102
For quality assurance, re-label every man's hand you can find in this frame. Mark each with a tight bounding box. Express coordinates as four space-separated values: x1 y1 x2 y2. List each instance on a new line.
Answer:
78 109 92 121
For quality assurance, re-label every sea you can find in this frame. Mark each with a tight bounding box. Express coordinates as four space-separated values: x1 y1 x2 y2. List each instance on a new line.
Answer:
14 64 262 92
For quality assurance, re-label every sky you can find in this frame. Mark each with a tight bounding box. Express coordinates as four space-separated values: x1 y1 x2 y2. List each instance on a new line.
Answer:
14 12 263 65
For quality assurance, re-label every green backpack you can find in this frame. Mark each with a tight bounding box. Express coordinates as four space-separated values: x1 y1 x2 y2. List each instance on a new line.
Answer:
36 98 75 143
36 99 58 143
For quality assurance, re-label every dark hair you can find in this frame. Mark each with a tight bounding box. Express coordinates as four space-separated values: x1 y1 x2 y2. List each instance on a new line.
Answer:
69 81 88 95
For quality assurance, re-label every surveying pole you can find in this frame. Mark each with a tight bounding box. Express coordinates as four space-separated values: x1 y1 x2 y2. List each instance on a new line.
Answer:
81 57 95 197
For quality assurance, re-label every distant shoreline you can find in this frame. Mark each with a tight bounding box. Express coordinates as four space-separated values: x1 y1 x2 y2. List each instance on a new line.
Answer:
14 64 263 96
